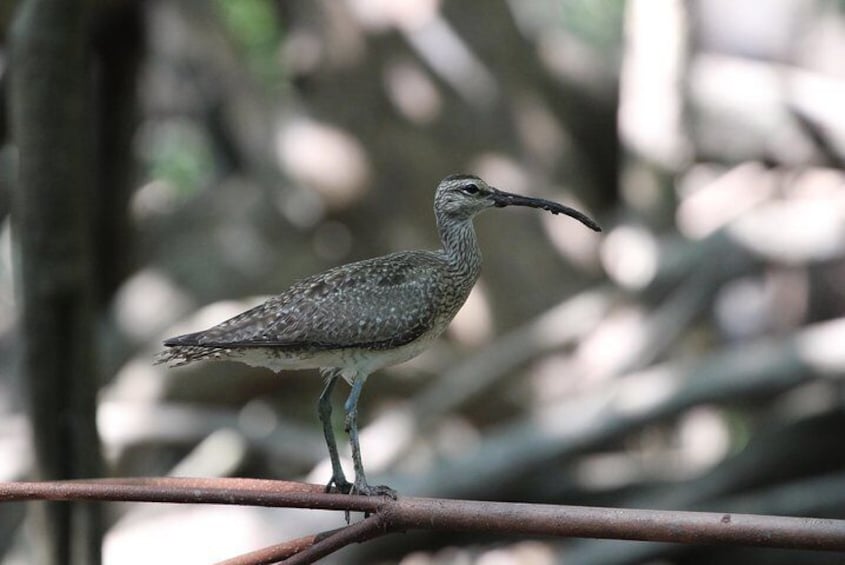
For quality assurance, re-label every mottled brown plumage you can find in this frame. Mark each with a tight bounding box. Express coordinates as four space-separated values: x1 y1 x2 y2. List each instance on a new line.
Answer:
162 252 462 359
157 174 600 496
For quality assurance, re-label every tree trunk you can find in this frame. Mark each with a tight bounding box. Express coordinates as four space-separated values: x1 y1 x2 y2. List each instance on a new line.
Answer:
9 1 103 563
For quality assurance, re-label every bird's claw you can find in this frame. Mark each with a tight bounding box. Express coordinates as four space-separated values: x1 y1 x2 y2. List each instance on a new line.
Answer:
323 473 397 499
352 481 398 499
325 475 353 494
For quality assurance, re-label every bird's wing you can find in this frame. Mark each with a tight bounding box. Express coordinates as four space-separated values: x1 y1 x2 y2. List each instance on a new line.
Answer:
164 252 448 351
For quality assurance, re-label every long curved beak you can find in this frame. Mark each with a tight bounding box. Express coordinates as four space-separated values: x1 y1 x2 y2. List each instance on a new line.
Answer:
489 188 602 232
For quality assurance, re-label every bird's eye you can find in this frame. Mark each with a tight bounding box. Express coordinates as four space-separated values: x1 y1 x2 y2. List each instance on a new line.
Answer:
462 183 479 194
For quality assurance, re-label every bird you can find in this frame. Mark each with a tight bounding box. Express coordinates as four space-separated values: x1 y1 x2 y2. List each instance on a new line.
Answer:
156 174 601 497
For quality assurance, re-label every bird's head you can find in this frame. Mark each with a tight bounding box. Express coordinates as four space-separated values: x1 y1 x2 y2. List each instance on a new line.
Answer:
434 174 498 220
434 174 601 232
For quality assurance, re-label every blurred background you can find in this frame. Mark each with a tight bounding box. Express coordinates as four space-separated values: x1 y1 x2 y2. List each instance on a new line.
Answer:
2 0 845 563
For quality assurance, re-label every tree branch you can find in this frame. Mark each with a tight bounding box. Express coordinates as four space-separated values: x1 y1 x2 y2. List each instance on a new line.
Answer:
1 477 843 564
280 515 386 565
214 531 320 565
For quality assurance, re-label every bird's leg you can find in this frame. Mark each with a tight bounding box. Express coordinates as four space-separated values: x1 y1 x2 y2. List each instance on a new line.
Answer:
344 372 397 498
318 370 351 494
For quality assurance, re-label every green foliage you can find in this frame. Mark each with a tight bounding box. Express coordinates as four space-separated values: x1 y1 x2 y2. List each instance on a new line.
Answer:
214 0 284 86
146 121 214 197
559 0 625 47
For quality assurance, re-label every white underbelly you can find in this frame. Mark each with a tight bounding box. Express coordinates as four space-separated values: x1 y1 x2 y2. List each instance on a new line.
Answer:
230 333 436 383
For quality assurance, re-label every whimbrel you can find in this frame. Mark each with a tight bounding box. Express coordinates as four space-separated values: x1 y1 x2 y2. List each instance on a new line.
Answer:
157 174 601 497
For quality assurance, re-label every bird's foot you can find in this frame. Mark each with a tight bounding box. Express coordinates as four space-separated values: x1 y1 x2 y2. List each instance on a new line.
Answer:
351 480 398 499
324 475 353 494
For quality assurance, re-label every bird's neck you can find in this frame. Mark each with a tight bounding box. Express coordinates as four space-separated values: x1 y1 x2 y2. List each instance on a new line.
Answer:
437 215 482 283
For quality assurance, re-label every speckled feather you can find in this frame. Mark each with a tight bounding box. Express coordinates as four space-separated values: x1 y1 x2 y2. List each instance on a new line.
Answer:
163 250 471 352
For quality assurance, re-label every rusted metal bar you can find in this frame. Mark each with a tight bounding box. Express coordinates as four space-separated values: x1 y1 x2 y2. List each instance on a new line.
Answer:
214 532 318 565
0 477 381 514
385 497 845 551
281 514 386 565
1 478 843 553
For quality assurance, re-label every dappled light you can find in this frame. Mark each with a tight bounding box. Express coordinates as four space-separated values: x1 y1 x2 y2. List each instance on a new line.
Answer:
676 162 776 239
399 12 499 107
796 318 845 376
3 0 845 563
383 60 443 124
447 281 494 347
0 221 13 336
728 186 845 263
0 415 30 481
600 223 659 290
275 119 372 209
354 406 417 474
104 504 312 565
575 306 649 380
238 398 280 440
112 268 193 341
106 360 168 404
618 0 688 168
470 153 530 194
349 0 441 32
613 365 682 417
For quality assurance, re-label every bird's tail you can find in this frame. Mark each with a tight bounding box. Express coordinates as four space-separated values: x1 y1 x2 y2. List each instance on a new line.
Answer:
154 345 233 367
153 347 191 367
